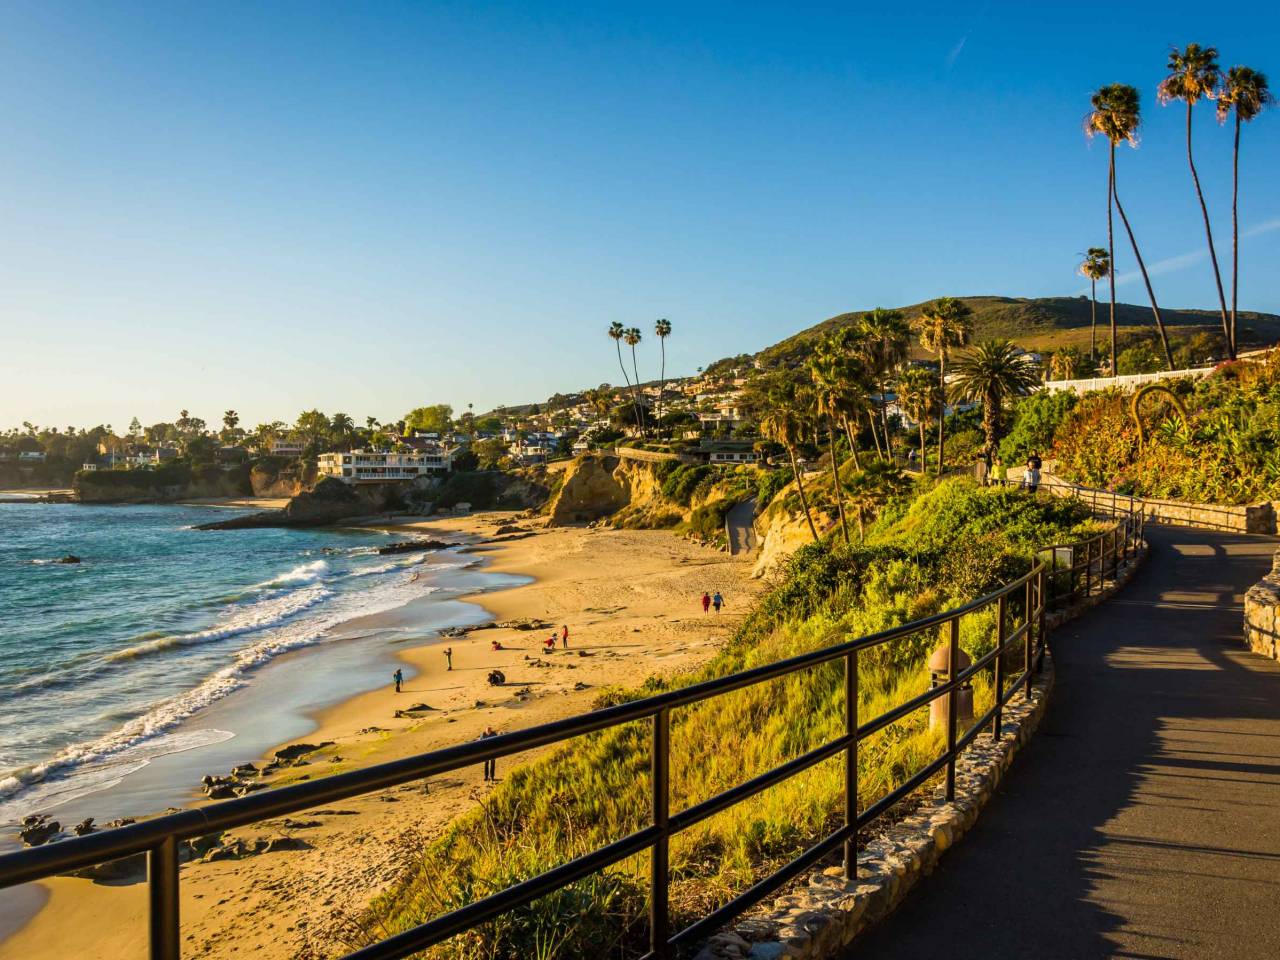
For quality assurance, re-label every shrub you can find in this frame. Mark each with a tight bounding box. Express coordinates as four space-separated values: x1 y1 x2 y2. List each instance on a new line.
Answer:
998 391 1076 468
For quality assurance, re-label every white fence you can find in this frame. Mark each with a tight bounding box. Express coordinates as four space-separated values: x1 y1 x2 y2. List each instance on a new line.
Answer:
1041 366 1215 396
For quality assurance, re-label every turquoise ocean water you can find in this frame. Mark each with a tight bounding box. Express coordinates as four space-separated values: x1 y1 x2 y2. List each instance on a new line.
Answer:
0 500 495 827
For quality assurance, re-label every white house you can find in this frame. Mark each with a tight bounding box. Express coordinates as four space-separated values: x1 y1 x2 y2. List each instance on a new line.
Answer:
270 439 305 457
317 448 455 483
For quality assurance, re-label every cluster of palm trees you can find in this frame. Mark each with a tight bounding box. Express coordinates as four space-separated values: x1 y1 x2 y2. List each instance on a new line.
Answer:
606 318 673 434
752 300 1039 546
1084 46 1271 376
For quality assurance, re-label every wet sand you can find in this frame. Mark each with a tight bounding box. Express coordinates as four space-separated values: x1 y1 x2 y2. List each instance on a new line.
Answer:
0 513 761 959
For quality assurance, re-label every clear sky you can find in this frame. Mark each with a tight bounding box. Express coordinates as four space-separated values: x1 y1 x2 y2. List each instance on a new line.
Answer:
2 1 1278 431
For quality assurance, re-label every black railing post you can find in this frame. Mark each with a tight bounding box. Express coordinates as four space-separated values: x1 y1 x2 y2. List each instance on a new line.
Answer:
1083 537 1092 598
944 617 960 802
992 594 1006 740
650 708 670 958
843 650 859 878
149 836 181 960
1035 567 1047 679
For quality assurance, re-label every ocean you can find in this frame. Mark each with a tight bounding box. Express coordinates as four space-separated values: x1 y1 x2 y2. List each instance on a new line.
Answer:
0 500 513 829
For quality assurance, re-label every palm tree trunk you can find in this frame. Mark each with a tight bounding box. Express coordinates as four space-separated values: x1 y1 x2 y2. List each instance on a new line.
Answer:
983 388 999 460
842 419 862 471
657 339 666 429
866 410 884 459
880 401 893 461
615 342 640 434
918 422 926 474
1108 145 1117 378
787 445 820 543
1185 103 1233 359
936 355 946 476
827 420 849 543
629 345 646 435
1112 167 1175 370
856 505 866 543
1090 278 1097 362
1231 112 1241 358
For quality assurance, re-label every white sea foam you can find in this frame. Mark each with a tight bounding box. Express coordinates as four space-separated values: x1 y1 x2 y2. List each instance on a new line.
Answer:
0 564 441 811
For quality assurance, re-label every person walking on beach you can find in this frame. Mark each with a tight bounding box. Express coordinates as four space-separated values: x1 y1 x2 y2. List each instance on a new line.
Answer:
712 591 724 613
561 624 569 649
701 591 711 614
480 726 498 782
544 634 557 654
444 647 453 671
393 668 403 694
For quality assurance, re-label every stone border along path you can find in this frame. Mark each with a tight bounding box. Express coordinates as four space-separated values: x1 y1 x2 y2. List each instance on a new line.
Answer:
692 534 1149 960
848 525 1280 960
1244 545 1280 662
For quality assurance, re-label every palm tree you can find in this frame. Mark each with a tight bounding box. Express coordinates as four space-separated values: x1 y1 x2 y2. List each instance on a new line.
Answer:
811 333 874 469
624 327 645 434
1217 66 1274 358
845 459 910 542
1085 83 1174 371
857 308 910 458
759 382 819 544
809 353 852 542
608 322 641 434
896 366 941 472
1159 44 1231 357
330 412 355 446
912 297 973 474
948 340 1041 459
654 318 672 427
1078 248 1111 362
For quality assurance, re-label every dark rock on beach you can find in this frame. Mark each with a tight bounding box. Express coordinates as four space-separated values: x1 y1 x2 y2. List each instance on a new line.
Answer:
376 539 451 555
20 815 60 846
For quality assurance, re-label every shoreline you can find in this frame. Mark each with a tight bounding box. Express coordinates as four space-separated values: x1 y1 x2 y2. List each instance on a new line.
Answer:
1 513 762 959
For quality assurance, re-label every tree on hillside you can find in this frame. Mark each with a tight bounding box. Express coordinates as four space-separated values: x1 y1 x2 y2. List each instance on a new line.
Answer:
128 417 142 439
403 405 452 435
330 412 355 447
1085 83 1173 371
294 410 331 454
655 318 672 425
1078 248 1111 363
1217 66 1274 358
896 366 941 472
1159 44 1231 357
845 460 910 542
808 352 852 542
608 322 641 435
948 340 1041 460
857 307 910 458
758 377 819 544
912 297 973 474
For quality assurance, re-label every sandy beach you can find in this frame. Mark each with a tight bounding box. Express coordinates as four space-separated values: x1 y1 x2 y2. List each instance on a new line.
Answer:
0 513 762 959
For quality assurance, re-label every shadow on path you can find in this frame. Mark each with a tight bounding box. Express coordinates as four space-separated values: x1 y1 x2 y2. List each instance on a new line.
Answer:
849 525 1280 960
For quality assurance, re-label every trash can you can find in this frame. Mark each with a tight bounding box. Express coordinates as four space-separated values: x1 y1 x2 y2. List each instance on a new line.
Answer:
928 644 974 731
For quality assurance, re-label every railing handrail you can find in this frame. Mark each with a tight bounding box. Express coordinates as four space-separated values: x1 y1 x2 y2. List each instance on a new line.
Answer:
0 484 1142 960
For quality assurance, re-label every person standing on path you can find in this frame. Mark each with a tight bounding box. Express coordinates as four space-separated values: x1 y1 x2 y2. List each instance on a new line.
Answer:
480 726 498 782
561 625 569 649
712 591 724 613
701 592 711 614
444 647 453 671
393 668 403 693
1024 454 1042 494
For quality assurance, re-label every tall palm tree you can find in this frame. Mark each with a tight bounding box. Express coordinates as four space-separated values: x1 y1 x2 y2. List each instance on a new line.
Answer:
759 381 820 544
948 340 1041 458
912 297 973 474
608 322 642 434
624 327 645 434
1078 248 1111 362
1159 44 1231 357
811 332 873 469
809 353 852 543
857 308 910 458
1085 84 1174 371
896 366 941 472
330 412 355 446
654 318 672 427
1217 66 1274 358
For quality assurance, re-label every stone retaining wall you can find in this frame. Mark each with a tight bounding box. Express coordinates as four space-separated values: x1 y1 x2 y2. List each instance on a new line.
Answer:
1245 547 1280 662
694 542 1148 960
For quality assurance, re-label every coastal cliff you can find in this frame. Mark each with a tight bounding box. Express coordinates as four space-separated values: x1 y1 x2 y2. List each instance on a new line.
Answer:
74 464 252 504
195 477 401 529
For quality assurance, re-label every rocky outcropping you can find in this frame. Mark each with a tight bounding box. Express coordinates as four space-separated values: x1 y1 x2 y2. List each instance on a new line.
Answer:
546 456 630 524
195 479 394 530
249 458 318 498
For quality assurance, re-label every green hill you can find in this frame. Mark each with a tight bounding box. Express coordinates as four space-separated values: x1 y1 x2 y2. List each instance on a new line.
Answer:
760 295 1280 365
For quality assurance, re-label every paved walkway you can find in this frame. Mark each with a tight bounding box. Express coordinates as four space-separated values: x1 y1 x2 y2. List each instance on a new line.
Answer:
726 498 757 556
852 525 1280 960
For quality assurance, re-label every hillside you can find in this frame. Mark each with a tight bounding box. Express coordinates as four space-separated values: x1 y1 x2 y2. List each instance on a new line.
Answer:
759 296 1280 366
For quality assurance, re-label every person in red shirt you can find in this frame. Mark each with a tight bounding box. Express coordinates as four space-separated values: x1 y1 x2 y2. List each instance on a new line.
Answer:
701 592 711 614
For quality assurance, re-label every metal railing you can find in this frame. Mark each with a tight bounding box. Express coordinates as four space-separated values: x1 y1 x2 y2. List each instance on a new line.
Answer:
0 505 1142 960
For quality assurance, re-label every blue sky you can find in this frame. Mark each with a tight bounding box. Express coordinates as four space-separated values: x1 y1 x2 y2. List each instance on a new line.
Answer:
2 1 1278 430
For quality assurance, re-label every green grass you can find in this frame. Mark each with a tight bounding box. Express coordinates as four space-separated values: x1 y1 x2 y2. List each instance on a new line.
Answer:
361 479 1097 959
